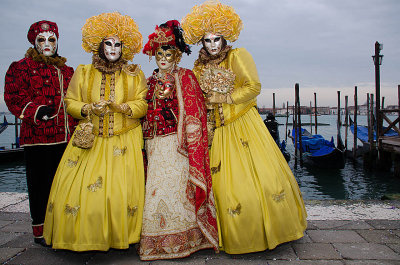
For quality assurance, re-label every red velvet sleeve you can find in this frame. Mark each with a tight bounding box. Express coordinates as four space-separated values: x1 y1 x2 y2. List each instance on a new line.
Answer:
4 60 40 124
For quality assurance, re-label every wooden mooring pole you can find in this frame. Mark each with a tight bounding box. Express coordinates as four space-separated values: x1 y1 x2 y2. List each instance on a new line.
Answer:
367 94 371 148
273 93 276 116
353 86 358 159
395 85 400 177
314 92 318 134
369 94 374 153
14 116 19 148
345 95 348 150
373 41 383 155
285 101 289 142
294 101 297 166
337 91 341 147
310 101 313 134
295 83 303 166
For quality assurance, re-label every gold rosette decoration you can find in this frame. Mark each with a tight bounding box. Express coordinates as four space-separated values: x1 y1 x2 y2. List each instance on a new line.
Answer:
181 0 243 44
198 64 235 95
82 12 143 61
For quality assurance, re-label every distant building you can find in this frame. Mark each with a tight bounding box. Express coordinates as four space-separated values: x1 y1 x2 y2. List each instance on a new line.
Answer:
258 102 398 117
315 107 330 115
385 105 400 115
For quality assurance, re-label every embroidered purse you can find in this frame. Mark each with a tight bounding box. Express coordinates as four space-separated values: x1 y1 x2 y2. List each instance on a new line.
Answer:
72 114 94 149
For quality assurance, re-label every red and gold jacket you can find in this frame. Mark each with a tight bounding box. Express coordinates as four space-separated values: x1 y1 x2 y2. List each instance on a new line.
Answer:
4 48 77 146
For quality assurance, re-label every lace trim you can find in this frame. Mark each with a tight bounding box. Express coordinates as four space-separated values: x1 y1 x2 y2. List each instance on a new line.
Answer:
92 53 127 74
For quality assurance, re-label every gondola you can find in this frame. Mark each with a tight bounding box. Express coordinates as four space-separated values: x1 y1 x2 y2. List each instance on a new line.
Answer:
264 113 290 161
349 116 398 144
291 127 345 169
0 116 8 135
0 146 24 162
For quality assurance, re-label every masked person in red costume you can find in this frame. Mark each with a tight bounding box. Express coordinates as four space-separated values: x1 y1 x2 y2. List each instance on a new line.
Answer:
182 1 307 254
4 20 76 245
139 20 218 260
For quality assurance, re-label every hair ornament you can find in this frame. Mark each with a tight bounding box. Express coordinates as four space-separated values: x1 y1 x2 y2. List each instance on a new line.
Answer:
181 0 243 45
143 20 191 59
82 12 143 61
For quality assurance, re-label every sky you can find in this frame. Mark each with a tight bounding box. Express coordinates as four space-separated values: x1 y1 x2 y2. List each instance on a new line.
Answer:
0 0 399 112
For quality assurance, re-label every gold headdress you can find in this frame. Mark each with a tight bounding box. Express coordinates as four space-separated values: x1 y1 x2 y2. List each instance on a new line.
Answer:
181 0 243 45
82 12 143 61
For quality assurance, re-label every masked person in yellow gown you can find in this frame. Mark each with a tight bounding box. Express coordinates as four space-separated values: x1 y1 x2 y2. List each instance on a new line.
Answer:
43 12 147 251
139 20 218 260
182 1 307 254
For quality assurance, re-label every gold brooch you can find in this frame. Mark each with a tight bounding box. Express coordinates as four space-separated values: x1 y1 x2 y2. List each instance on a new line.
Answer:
211 161 221 175
67 156 79 168
47 202 54 213
240 138 249 148
127 205 138 216
87 177 103 192
65 204 80 217
272 191 286 202
199 64 235 95
113 146 127 156
41 23 50 31
228 203 241 216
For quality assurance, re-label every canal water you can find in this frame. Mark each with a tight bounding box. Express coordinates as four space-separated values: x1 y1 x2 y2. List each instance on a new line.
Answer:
1 113 400 199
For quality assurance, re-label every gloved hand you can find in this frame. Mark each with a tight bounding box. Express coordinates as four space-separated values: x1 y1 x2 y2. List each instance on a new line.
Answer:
90 100 109 117
108 102 132 115
37 106 54 121
161 108 175 120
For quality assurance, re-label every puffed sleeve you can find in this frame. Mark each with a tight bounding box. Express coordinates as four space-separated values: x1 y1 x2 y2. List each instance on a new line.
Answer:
126 70 148 119
229 48 261 104
64 65 87 119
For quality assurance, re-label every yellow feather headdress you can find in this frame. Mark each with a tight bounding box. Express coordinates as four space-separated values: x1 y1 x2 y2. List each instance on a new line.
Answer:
181 0 243 45
82 12 143 61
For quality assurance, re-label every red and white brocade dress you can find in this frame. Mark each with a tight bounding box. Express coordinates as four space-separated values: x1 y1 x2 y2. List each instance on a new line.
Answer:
140 67 218 260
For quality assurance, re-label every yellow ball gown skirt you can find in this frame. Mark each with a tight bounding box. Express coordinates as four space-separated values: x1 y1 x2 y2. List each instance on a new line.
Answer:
210 108 307 254
43 126 145 251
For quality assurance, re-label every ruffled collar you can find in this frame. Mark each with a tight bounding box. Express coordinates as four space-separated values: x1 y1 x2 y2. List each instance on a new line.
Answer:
195 45 232 66
25 47 67 68
92 53 127 74
151 65 179 79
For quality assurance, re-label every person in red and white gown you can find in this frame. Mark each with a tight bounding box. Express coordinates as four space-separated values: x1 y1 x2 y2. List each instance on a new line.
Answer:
139 20 219 260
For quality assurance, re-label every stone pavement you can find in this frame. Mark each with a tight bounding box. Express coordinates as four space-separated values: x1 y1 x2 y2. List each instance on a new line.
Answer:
1 193 400 264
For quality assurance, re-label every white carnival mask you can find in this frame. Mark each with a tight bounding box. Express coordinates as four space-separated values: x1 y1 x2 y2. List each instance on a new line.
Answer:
35 31 58 57
203 33 223 56
103 36 122 62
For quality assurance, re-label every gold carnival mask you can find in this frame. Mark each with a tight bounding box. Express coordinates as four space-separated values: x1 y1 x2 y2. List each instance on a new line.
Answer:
155 72 175 99
155 47 177 64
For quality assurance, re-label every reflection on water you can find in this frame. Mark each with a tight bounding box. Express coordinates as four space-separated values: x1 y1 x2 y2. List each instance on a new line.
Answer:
0 113 399 199
0 160 27 193
280 114 400 200
290 158 400 200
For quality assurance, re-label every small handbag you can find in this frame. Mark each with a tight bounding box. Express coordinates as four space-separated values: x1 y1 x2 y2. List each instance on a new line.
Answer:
72 114 94 149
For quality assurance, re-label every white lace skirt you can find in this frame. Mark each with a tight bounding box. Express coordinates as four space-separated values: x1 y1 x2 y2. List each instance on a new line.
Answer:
139 134 212 260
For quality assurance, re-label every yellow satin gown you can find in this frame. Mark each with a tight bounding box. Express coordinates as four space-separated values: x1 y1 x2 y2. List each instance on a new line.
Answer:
194 48 307 254
43 64 148 251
